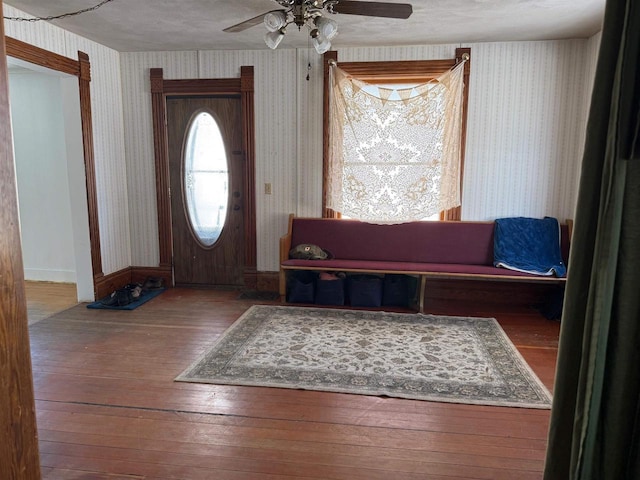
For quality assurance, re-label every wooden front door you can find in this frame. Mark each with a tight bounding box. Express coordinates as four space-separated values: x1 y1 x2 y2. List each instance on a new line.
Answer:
166 96 245 286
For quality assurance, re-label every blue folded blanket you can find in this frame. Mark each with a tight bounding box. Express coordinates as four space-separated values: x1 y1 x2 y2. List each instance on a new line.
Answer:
493 217 566 277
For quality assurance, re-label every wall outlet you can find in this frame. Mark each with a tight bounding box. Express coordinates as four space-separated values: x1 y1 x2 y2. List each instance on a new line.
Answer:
264 183 272 195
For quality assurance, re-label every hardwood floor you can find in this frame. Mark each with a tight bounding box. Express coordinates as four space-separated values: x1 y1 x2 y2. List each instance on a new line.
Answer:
27 287 560 479
25 281 78 325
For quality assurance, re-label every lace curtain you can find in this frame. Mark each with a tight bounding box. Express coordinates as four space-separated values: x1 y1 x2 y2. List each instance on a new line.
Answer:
327 61 466 223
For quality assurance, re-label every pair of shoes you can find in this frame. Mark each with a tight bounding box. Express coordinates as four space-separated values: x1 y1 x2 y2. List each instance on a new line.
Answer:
142 276 164 290
100 288 133 306
130 284 143 299
115 288 133 306
101 283 143 307
122 283 143 301
101 290 119 306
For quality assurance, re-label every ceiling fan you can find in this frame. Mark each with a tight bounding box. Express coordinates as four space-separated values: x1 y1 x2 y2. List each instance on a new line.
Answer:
223 0 413 53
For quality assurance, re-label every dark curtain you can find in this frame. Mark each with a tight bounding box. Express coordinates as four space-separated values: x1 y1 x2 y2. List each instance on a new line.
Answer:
544 0 640 479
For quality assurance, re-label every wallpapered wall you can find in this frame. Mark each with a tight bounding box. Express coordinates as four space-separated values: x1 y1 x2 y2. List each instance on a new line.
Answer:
121 39 600 272
461 40 590 221
5 4 602 275
119 49 300 269
4 5 131 276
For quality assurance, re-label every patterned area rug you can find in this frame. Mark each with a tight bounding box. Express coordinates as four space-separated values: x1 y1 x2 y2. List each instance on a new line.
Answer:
176 305 552 408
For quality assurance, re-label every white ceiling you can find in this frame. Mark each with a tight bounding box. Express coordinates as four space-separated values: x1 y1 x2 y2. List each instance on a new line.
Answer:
4 0 605 52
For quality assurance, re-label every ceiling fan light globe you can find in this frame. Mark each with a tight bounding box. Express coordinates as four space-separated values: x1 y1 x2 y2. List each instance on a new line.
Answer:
314 16 338 40
264 11 287 32
312 34 331 54
264 30 285 49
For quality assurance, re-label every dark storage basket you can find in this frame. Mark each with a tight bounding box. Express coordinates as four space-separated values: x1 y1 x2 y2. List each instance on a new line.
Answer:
348 274 383 307
287 271 316 303
315 278 346 306
382 274 410 307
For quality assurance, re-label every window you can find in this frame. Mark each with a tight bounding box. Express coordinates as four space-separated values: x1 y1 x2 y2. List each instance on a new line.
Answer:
183 111 229 247
322 49 470 222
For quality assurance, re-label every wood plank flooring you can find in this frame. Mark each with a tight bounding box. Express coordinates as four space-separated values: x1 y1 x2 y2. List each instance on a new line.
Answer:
27 287 560 479
25 281 78 325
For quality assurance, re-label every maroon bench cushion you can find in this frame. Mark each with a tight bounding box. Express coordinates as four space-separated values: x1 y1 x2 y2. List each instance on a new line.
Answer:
283 217 570 288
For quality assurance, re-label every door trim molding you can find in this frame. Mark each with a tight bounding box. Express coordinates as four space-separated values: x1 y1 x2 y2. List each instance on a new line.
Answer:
5 36 103 294
150 67 257 288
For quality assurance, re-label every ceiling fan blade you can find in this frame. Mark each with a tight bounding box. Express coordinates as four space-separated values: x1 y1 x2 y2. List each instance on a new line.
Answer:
331 1 413 19
223 10 281 33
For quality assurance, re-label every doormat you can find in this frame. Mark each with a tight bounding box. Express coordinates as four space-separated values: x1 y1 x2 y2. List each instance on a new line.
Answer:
176 305 552 408
86 288 165 310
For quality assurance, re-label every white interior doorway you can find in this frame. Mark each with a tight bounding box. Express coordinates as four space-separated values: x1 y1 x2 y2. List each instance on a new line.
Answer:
8 57 94 302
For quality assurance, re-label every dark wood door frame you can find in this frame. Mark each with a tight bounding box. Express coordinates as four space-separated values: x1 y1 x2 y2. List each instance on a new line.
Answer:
5 36 103 294
150 67 257 289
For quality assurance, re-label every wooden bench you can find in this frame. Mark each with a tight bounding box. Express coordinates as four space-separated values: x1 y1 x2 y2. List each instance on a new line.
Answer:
279 214 571 311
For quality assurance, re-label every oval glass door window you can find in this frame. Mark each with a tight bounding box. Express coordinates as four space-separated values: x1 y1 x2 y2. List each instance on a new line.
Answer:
184 111 229 247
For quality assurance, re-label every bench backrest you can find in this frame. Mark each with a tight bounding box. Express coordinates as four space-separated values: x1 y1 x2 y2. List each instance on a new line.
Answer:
290 218 570 266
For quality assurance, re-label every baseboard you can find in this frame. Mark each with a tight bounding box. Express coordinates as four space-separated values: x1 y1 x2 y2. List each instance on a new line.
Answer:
93 267 132 299
243 267 258 290
131 265 172 288
256 271 279 292
95 266 276 298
